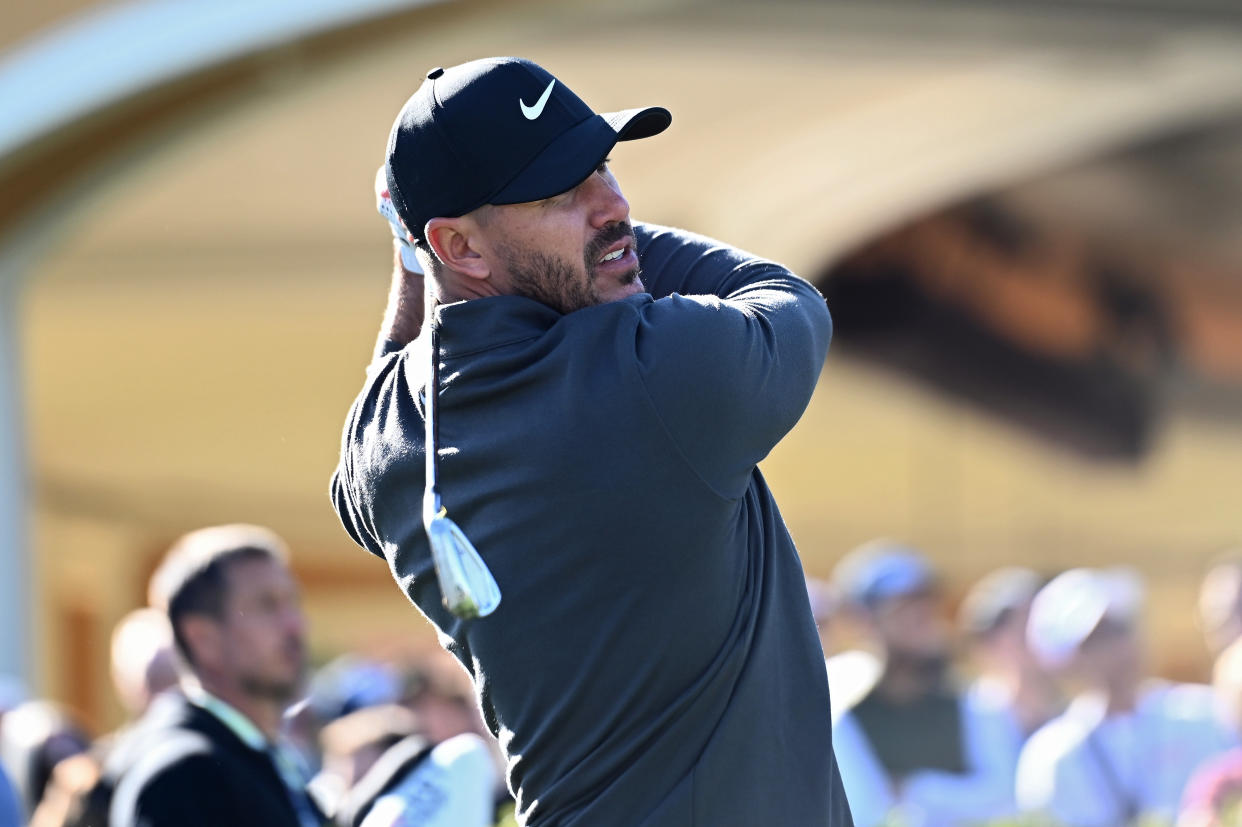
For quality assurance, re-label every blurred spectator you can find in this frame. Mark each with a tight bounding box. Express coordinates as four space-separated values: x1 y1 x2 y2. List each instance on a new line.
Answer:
109 524 321 827
311 656 403 724
0 757 21 827
831 540 1017 826
0 674 25 826
291 655 403 776
0 701 90 820
315 703 497 827
807 576 882 715
400 656 487 746
314 703 418 813
0 676 24 725
110 607 179 718
1017 567 1233 826
49 608 181 827
1180 635 1242 827
1201 552 1242 658
960 566 1063 741
285 698 326 778
30 753 98 827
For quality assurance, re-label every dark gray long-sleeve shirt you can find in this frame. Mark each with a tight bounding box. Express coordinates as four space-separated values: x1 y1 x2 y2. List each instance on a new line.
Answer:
331 223 853 826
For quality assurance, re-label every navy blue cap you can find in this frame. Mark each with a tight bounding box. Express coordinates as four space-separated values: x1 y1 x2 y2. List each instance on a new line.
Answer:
833 540 937 608
385 57 671 241
958 567 1042 637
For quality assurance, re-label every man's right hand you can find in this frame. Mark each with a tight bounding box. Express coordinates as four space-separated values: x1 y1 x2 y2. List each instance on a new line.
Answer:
375 166 423 274
371 166 426 360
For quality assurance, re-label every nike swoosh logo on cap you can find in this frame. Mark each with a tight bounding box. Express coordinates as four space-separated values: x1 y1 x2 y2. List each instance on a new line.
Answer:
519 80 556 120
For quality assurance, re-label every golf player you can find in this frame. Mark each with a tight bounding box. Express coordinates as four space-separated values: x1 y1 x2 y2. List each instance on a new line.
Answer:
331 57 852 826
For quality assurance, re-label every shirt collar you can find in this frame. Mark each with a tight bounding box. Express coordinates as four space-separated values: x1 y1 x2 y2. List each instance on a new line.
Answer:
431 294 563 359
184 682 269 752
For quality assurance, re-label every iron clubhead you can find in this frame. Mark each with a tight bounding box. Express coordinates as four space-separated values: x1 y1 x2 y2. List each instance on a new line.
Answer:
426 511 501 618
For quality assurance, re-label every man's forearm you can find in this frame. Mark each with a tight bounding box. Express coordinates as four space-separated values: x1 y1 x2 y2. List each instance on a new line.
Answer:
373 242 425 362
635 222 811 302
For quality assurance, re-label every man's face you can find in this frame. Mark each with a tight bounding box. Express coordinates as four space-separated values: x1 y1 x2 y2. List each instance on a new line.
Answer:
477 160 644 314
870 590 951 662
1200 563 1242 655
217 557 307 702
980 603 1039 671
1074 617 1142 690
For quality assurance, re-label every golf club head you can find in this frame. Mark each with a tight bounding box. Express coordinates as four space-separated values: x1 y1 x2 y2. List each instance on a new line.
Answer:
426 512 501 618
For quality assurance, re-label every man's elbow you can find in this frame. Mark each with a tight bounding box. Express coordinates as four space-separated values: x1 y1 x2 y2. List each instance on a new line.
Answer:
817 297 834 357
779 272 832 359
799 286 833 370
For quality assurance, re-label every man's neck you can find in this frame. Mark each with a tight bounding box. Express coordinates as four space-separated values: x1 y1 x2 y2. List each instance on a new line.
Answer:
1103 684 1139 716
986 665 1062 733
876 666 936 705
190 676 285 742
1083 683 1139 717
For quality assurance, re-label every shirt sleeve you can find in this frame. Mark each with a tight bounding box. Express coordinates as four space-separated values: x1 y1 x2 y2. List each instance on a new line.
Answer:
0 764 20 827
1016 723 1119 827
329 349 406 559
831 712 897 827
1181 751 1242 824
631 223 832 498
114 755 250 827
898 696 1019 824
331 419 378 557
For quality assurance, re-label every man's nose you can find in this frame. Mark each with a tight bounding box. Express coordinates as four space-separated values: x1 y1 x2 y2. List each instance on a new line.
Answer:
584 170 630 228
284 604 306 638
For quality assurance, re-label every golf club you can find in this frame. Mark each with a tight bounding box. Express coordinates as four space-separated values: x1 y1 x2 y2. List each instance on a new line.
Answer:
423 292 502 619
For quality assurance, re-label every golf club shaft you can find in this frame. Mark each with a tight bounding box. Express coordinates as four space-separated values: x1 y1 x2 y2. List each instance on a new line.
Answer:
423 289 443 530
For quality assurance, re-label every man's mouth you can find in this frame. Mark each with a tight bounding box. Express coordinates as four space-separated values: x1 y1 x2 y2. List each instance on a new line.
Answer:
598 243 630 264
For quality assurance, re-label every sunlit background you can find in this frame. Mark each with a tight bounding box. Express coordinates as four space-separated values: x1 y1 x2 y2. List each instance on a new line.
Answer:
2 0 1241 734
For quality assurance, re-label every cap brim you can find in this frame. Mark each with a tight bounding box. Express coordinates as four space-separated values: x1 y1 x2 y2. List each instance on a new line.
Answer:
489 106 671 206
1027 568 1120 668
606 106 673 141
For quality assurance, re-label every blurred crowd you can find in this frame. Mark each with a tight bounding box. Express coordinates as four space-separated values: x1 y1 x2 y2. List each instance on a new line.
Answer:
815 540 1242 827
0 525 512 827
4 528 1242 826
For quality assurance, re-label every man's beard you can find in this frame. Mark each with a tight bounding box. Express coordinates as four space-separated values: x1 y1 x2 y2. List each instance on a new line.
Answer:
240 672 302 704
887 649 952 685
505 221 641 315
238 639 305 703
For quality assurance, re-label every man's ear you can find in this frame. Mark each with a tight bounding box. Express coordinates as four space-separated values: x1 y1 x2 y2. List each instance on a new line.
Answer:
425 217 490 282
180 615 224 671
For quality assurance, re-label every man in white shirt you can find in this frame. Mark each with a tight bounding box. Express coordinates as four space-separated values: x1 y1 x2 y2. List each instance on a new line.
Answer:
317 704 497 827
361 733 497 827
1017 567 1234 826
1199 551 1242 658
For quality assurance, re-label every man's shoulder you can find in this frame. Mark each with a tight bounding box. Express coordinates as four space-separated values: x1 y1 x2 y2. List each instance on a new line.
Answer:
633 221 765 267
1020 705 1095 767
1142 679 1220 723
136 735 227 782
111 724 228 817
849 683 961 720
120 695 259 784
1183 747 1242 816
99 692 188 773
123 715 227 783
112 700 286 824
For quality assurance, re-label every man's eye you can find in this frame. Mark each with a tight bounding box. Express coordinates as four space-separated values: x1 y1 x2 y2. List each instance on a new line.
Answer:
596 158 611 174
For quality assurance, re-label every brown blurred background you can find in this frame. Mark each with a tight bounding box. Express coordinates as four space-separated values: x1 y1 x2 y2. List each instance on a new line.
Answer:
3 0 1242 732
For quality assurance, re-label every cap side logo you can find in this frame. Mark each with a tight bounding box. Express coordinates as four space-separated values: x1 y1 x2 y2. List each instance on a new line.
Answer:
519 80 556 120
